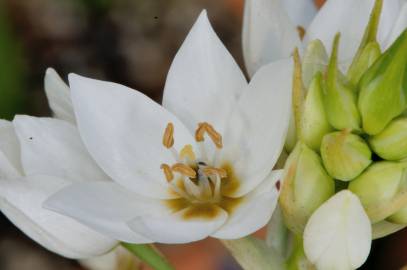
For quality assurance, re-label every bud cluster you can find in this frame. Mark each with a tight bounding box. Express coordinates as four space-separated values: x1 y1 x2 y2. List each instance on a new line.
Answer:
280 26 407 235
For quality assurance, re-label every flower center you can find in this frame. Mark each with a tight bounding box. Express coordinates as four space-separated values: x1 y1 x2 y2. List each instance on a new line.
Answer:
161 122 242 219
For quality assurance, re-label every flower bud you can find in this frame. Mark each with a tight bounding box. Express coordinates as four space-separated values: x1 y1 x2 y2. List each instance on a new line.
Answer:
369 117 407 160
324 33 361 131
388 205 407 224
279 142 335 234
358 29 407 135
347 41 381 87
299 72 333 151
302 39 328 89
320 130 372 181
348 161 407 223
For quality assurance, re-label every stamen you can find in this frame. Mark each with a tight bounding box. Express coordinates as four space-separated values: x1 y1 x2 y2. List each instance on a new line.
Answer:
179 144 196 162
162 122 174 148
297 26 305 40
203 167 227 178
172 163 196 178
160 164 174 182
194 122 223 149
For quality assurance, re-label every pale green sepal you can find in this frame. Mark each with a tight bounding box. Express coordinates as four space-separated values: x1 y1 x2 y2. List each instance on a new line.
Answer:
299 72 333 151
369 117 407 160
320 130 372 181
372 220 407 239
324 33 361 131
358 29 407 135
347 41 381 87
302 39 328 89
221 237 285 270
349 161 407 223
279 142 335 234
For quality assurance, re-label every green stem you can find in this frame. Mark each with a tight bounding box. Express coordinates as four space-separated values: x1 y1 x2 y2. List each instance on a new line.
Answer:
121 243 175 270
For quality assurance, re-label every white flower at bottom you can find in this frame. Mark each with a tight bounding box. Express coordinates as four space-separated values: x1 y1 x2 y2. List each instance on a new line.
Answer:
44 11 293 244
303 190 372 270
80 246 141 270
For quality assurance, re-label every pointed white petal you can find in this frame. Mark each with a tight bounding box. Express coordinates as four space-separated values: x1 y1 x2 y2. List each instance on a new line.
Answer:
45 181 156 243
0 175 117 258
384 2 407 48
282 0 317 28
13 116 110 183
44 68 75 124
163 10 246 135
127 206 228 244
0 120 23 177
69 74 195 199
242 0 300 77
305 0 399 68
221 59 292 197
212 170 281 239
303 190 372 270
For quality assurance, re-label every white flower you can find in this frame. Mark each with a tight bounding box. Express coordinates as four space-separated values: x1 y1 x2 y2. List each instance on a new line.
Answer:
243 0 407 76
0 115 117 257
303 190 372 270
44 10 292 244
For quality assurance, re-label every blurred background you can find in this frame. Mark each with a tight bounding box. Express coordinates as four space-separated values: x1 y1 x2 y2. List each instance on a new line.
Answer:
0 0 406 269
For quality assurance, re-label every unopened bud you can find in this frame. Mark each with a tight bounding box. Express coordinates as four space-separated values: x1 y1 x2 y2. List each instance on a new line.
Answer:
358 30 407 135
324 33 361 131
369 117 407 160
302 39 328 88
299 72 333 151
279 142 335 234
349 161 407 223
321 130 372 181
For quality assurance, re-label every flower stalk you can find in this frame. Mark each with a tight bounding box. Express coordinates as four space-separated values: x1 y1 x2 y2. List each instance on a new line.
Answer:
122 243 175 270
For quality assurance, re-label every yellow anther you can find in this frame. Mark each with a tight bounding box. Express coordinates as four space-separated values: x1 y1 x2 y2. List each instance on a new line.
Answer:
162 122 174 148
194 122 223 149
172 163 196 178
179 144 196 161
297 26 305 40
160 164 174 182
203 167 227 178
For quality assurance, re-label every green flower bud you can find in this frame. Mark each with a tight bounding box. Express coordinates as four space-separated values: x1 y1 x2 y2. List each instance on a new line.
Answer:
348 161 407 223
324 33 361 131
302 39 328 89
347 0 382 87
347 41 381 87
358 29 407 135
369 117 407 160
299 72 333 151
388 205 407 224
279 142 335 234
321 130 372 181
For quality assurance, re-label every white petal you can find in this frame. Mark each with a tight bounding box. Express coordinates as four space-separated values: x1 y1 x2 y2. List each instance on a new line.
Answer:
127 206 228 244
69 74 195 199
163 10 246 134
45 181 156 243
0 120 23 177
242 0 300 77
303 190 372 270
305 0 399 68
282 0 317 28
378 0 402 47
384 2 407 48
0 175 117 258
13 115 109 182
221 59 292 197
44 68 75 124
212 170 281 239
